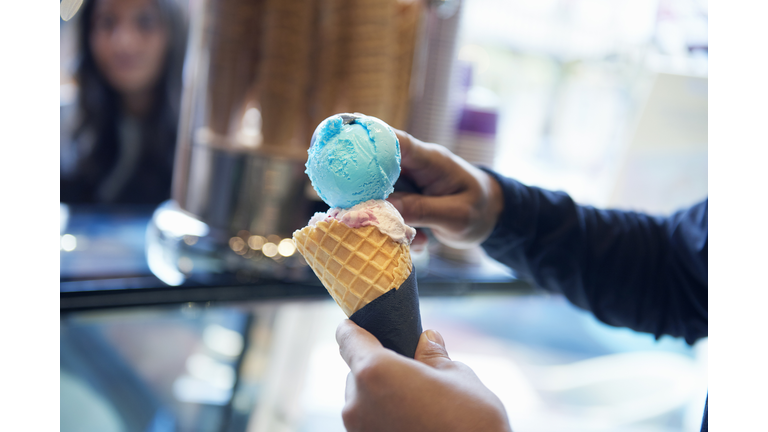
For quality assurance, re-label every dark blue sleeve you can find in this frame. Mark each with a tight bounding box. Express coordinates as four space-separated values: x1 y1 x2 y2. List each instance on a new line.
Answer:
480 171 708 344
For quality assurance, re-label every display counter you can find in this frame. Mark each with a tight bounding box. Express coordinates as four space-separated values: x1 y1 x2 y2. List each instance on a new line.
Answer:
60 203 530 311
60 204 705 432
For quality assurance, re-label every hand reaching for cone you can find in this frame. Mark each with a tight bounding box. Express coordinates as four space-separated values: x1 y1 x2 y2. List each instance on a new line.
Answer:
386 129 504 250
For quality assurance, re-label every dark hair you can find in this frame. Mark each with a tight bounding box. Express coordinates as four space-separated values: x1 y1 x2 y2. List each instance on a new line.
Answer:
65 0 187 204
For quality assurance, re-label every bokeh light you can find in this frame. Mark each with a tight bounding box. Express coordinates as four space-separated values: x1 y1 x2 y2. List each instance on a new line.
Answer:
229 237 246 252
61 234 77 252
278 238 296 257
248 235 266 250
262 242 278 258
178 256 194 273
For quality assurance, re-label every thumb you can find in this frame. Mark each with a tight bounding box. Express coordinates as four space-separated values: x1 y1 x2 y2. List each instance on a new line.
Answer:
414 329 452 369
336 320 385 373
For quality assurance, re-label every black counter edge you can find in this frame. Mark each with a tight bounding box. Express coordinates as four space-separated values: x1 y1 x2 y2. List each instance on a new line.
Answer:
60 280 533 312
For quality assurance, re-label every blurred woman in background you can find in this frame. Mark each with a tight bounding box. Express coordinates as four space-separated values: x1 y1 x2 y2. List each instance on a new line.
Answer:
60 0 187 204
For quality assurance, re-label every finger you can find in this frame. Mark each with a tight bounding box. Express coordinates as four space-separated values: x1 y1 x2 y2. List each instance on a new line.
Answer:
388 192 471 230
395 129 478 187
344 371 357 402
336 320 385 373
393 129 417 167
414 329 453 369
393 129 441 174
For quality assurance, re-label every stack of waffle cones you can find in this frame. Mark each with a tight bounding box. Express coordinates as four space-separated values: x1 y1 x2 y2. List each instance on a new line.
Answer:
293 219 412 317
342 0 396 124
391 0 424 129
204 0 263 137
309 0 344 130
189 0 424 158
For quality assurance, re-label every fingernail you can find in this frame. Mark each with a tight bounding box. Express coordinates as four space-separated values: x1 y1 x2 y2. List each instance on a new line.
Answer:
425 329 445 347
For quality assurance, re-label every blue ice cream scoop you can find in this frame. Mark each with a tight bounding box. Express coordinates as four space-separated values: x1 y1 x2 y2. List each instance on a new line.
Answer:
306 113 401 209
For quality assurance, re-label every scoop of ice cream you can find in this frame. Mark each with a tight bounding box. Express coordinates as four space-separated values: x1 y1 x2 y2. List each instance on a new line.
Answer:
307 199 416 244
306 114 401 209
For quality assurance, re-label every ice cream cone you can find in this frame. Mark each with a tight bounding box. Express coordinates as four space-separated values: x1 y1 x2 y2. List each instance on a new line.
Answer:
293 218 412 317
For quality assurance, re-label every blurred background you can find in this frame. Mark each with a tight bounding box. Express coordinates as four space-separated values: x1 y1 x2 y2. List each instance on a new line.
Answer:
60 0 708 431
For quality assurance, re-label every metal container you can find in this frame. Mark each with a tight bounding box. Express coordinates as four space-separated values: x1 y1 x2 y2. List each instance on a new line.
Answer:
173 145 312 240
149 0 461 285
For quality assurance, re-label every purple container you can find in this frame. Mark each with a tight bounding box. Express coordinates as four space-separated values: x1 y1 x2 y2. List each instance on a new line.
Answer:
457 108 498 136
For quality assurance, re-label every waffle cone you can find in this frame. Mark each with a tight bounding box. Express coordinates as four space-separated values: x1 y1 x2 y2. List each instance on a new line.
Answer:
293 219 412 317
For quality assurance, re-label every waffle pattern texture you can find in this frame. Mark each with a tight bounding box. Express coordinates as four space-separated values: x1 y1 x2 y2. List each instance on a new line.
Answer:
293 219 412 317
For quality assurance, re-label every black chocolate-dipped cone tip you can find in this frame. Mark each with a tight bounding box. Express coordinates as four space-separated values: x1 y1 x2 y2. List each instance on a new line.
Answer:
349 269 422 358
